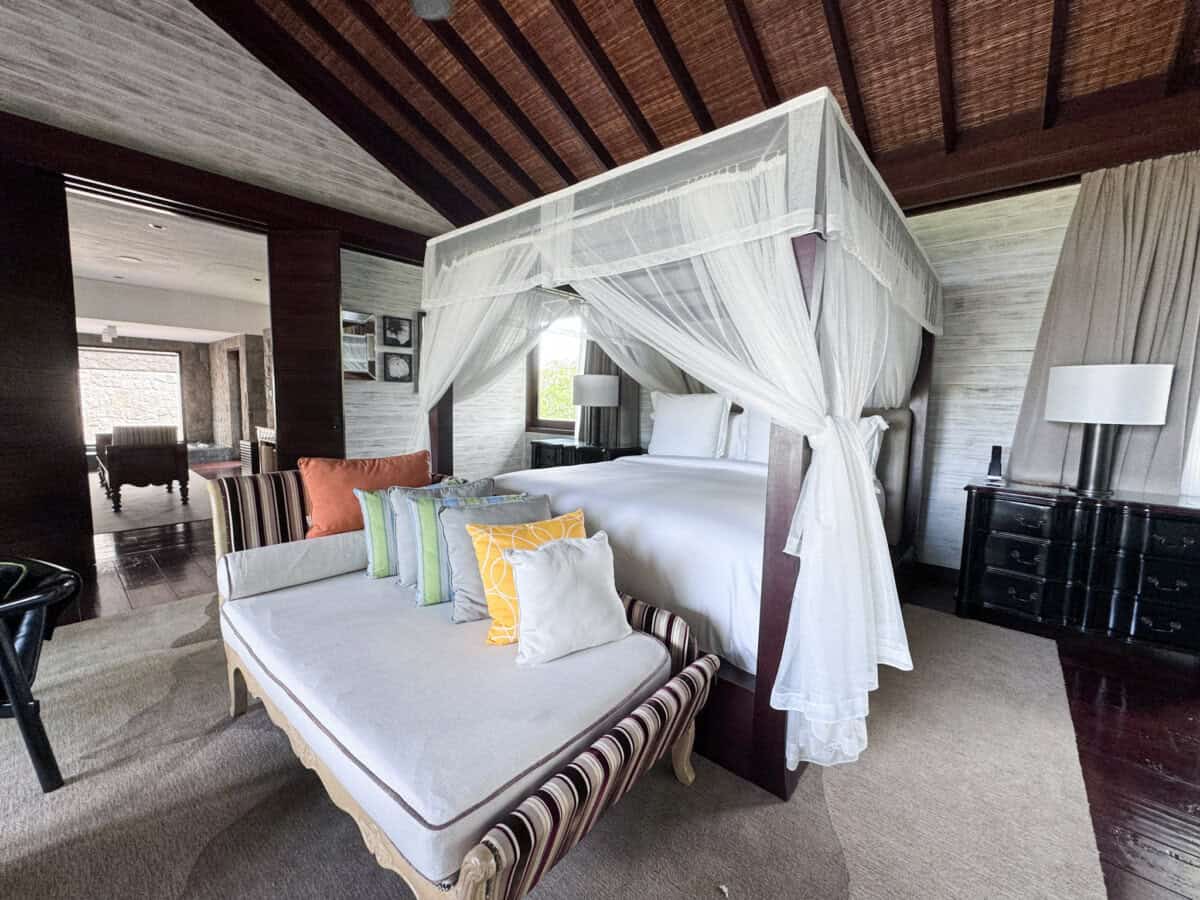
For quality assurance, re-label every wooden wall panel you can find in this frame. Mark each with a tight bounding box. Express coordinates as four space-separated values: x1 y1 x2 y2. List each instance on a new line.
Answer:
268 230 345 469
909 183 1079 568
0 161 94 575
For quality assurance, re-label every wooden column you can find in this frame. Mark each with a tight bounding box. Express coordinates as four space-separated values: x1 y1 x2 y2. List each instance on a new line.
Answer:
267 230 344 469
0 161 94 575
750 232 823 800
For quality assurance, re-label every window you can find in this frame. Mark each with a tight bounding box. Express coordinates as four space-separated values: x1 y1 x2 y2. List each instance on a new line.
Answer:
77 347 184 445
526 316 584 433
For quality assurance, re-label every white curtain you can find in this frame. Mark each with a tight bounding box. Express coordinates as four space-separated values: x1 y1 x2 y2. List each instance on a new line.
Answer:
416 87 940 765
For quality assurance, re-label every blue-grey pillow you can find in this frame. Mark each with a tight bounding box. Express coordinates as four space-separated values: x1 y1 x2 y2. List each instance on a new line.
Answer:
408 492 535 606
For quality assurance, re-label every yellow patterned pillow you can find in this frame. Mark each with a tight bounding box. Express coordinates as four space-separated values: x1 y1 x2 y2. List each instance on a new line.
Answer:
466 509 586 645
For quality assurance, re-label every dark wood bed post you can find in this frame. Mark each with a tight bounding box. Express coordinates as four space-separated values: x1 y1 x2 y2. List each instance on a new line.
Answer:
429 386 454 477
745 232 823 800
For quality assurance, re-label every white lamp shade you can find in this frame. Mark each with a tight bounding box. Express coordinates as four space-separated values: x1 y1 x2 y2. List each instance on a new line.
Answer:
572 374 619 407
1045 364 1174 425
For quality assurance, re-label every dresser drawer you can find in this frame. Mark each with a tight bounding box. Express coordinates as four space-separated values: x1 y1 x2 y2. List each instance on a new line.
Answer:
983 533 1067 580
1144 516 1200 562
1128 601 1200 651
978 569 1065 621
987 498 1059 539
1135 556 1200 606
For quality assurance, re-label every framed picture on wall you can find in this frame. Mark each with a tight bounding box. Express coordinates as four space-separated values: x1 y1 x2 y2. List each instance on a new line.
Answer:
382 316 413 348
383 352 414 384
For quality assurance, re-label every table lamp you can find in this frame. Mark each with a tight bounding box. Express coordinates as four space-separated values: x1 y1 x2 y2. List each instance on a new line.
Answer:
573 374 619 442
1044 363 1173 497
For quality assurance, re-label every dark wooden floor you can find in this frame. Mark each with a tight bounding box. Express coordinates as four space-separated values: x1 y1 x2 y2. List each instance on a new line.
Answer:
65 531 1200 898
900 566 1200 900
65 520 217 625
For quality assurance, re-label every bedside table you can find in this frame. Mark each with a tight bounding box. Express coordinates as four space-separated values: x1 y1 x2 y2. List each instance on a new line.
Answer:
529 438 645 469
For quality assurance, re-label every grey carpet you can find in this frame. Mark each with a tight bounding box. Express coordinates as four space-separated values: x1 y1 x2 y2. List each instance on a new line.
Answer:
0 597 1104 899
89 472 213 534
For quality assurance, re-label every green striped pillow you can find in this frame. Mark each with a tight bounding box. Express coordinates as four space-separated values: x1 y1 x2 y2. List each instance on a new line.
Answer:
354 478 483 580
407 493 530 606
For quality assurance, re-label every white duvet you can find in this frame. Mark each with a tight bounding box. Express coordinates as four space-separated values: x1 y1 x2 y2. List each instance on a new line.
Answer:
497 455 767 674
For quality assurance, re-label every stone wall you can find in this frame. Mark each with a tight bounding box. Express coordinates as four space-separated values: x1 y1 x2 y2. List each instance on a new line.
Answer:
77 333 212 442
209 334 268 447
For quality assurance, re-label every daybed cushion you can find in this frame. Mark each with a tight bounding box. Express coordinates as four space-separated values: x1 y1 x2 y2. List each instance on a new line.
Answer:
220 576 670 883
217 530 367 601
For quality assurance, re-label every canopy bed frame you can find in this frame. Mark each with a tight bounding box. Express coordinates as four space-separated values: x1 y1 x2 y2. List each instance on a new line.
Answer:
415 87 943 799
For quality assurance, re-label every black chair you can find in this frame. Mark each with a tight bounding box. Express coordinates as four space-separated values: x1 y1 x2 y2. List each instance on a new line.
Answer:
0 558 80 793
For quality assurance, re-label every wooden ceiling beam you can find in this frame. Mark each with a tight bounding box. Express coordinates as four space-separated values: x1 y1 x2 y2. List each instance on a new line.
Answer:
821 0 873 155
477 0 615 169
427 19 578 185
724 0 780 109
1167 0 1200 95
881 80 1200 210
549 0 661 152
632 0 715 132
189 0 481 225
343 0 540 197
930 0 958 153
280 0 509 211
1041 0 1069 128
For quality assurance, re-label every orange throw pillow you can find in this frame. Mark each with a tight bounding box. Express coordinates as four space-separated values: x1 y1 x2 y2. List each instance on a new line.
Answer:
299 452 431 538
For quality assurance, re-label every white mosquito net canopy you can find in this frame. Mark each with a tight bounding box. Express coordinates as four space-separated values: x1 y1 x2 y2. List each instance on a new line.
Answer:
415 87 942 767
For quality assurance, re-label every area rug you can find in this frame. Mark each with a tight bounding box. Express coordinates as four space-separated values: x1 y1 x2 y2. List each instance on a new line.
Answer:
89 471 214 534
0 596 1104 899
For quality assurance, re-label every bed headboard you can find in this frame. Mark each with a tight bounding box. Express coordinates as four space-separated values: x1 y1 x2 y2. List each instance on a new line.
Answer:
865 406 912 547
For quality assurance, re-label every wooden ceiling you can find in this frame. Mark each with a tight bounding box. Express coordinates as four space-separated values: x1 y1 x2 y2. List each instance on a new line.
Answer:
192 0 1200 228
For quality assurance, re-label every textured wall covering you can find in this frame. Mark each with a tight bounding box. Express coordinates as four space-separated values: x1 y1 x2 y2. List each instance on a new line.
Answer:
209 334 267 448
909 184 1079 569
78 333 213 443
0 0 447 236
340 250 527 478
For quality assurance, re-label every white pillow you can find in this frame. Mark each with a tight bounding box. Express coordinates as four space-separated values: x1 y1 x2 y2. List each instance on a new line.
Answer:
505 532 632 666
741 408 772 464
648 392 732 458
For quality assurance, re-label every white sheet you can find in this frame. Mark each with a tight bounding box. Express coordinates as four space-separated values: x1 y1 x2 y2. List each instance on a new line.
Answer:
221 574 669 883
496 455 767 674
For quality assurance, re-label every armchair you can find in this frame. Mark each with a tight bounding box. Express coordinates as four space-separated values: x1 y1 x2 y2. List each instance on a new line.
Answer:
96 425 189 512
0 558 81 793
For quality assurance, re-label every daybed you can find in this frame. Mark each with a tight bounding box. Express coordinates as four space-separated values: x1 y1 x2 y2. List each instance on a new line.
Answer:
210 472 718 900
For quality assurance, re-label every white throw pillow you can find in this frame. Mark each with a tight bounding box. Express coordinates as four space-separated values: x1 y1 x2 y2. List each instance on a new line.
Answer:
504 532 632 666
741 408 773 464
648 392 732 458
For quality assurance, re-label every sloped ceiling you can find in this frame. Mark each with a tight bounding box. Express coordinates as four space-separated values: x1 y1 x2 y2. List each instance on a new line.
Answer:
0 0 450 235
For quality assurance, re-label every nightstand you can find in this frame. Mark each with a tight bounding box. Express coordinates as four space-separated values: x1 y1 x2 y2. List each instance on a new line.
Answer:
957 479 1200 654
529 438 645 469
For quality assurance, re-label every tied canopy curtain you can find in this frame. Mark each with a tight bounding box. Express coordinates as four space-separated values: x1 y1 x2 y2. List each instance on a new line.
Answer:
417 88 942 766
1010 151 1200 494
576 341 640 448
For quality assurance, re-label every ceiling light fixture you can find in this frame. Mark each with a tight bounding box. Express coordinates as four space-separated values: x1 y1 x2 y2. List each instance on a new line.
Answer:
112 274 126 280
116 255 143 263
147 222 167 231
253 276 263 283
411 0 453 20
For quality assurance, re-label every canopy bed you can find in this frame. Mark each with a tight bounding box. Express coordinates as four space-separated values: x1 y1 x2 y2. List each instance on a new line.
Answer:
413 87 943 798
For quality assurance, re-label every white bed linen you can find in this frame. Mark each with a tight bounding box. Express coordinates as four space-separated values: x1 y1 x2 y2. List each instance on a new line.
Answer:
497 455 767 674
220 575 669 883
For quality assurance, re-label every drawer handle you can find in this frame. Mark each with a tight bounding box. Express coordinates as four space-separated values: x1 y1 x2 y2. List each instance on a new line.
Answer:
1009 549 1042 568
1014 513 1047 531
1152 534 1196 551
1138 615 1183 634
1006 586 1039 605
1147 575 1189 593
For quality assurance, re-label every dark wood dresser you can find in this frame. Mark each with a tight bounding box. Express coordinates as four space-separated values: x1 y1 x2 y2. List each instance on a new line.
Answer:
529 438 645 469
957 480 1200 654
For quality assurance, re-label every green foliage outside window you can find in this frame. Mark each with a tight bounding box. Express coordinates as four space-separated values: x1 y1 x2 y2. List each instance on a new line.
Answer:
538 359 577 422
